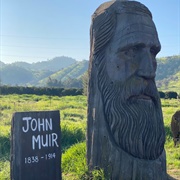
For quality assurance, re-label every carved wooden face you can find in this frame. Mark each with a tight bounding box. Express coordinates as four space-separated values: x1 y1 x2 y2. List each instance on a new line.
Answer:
98 13 165 160
105 13 161 84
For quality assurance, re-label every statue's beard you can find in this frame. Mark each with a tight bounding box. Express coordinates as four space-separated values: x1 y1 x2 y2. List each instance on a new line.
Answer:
99 74 165 160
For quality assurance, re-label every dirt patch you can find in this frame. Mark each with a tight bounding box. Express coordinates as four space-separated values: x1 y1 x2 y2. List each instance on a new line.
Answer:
168 169 180 180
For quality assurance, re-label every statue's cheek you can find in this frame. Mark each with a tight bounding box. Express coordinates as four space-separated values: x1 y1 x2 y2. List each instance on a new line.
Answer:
106 58 137 82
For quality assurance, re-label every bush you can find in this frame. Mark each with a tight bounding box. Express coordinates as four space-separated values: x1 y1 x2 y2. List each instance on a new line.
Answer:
61 121 86 151
0 136 10 160
62 142 107 180
0 85 83 97
165 91 178 99
159 91 165 98
62 142 88 178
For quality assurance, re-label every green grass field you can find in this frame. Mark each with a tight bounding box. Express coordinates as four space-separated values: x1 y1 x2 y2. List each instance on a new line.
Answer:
0 94 180 179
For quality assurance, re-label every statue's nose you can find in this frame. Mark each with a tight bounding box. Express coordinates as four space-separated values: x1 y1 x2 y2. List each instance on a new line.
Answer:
137 49 156 79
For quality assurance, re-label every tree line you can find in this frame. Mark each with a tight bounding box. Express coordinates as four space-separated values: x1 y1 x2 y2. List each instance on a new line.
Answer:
0 85 83 96
0 85 179 99
159 91 179 99
46 77 82 89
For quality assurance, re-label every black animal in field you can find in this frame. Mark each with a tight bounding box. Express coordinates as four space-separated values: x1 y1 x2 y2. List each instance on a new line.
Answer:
171 110 180 147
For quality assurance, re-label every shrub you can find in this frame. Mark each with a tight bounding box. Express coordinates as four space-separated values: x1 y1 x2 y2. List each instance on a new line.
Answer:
165 91 178 99
62 142 88 178
0 136 10 160
61 121 86 151
159 91 165 98
0 85 83 97
62 142 107 180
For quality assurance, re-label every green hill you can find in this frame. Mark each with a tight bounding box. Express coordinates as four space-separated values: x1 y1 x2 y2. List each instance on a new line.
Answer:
0 61 6 68
10 56 76 71
38 60 88 86
157 71 180 93
0 55 179 92
0 56 77 85
156 55 180 93
156 55 180 80
0 65 34 85
30 56 76 71
11 61 32 69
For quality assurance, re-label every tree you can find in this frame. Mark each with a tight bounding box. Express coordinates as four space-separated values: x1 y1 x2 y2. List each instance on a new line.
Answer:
46 77 63 87
165 91 178 99
63 77 82 88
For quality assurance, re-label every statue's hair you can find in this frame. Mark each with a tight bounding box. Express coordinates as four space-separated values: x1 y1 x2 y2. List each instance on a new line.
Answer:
90 1 152 57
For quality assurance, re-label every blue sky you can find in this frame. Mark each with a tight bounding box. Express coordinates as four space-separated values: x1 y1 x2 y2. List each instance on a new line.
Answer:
0 0 180 63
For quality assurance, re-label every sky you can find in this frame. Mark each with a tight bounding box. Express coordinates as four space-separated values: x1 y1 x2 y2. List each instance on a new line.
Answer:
0 0 180 64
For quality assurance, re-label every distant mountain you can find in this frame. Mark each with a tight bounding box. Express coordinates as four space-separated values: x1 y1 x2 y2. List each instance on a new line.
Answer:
0 65 34 85
11 62 32 69
0 61 5 68
9 56 76 71
157 71 180 93
30 56 76 71
30 70 55 85
156 55 180 93
0 55 180 93
38 60 88 86
0 56 77 85
156 55 180 81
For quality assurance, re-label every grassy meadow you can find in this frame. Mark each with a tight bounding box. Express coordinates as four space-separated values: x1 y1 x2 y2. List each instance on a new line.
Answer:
0 94 180 179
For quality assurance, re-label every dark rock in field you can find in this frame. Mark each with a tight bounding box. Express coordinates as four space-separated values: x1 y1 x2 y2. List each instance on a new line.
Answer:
171 110 180 146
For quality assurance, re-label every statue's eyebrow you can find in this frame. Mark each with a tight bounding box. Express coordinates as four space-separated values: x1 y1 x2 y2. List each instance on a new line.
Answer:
118 41 160 52
118 42 145 51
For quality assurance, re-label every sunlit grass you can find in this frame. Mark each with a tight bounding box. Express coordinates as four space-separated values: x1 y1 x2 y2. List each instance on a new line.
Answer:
0 95 180 179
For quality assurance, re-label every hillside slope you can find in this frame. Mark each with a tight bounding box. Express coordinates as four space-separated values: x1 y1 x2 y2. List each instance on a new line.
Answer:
156 55 180 80
0 56 77 85
0 65 34 85
156 55 180 93
157 71 180 93
30 56 76 71
0 55 179 91
38 60 88 86
10 56 76 71
0 61 6 68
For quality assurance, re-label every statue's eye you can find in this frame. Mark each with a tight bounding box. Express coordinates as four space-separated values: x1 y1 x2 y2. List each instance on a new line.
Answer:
124 50 129 55
124 46 137 55
132 46 138 52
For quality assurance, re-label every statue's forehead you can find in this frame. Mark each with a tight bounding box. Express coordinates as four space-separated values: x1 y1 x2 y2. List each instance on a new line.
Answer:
117 33 160 50
111 14 160 49
115 13 156 33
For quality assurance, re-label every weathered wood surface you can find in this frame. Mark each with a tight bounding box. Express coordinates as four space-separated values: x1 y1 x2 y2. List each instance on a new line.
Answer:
87 1 167 179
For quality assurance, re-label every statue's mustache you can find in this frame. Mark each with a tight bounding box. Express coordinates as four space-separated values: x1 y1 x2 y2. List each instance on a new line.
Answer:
120 78 158 104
